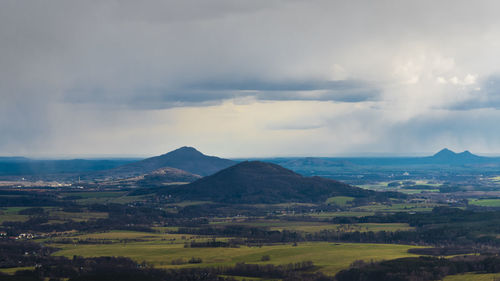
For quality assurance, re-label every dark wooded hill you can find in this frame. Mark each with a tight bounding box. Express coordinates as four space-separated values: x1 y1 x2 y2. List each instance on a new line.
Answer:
166 161 401 204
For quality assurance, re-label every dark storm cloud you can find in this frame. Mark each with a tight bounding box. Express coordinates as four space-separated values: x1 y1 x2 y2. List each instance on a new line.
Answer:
190 79 380 102
3 0 500 156
63 79 379 109
450 76 500 110
384 110 500 153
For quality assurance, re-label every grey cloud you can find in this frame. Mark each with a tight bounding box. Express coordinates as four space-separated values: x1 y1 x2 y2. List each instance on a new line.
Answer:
383 110 500 153
266 122 324 131
450 76 500 110
4 0 500 155
191 80 380 102
63 79 379 109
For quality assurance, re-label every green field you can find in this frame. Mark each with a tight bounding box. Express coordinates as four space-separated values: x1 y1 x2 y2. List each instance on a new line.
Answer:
49 230 423 276
469 199 500 207
352 202 443 213
0 266 35 275
443 272 500 281
0 207 30 223
0 213 28 223
326 196 354 206
490 176 500 182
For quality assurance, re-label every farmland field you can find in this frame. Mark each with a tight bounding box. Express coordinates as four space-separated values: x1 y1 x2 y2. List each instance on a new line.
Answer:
469 199 500 207
443 272 500 281
49 235 422 275
0 207 29 223
326 196 354 206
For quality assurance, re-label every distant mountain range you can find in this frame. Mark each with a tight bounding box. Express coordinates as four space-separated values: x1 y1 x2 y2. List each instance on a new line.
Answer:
0 147 235 183
0 147 499 180
164 161 400 204
270 148 500 169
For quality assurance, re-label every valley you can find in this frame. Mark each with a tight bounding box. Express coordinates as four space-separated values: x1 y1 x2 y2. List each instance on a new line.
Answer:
2 147 500 280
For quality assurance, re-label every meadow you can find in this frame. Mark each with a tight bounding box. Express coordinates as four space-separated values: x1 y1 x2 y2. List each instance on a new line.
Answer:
443 272 500 281
49 231 422 276
0 207 30 223
469 198 500 207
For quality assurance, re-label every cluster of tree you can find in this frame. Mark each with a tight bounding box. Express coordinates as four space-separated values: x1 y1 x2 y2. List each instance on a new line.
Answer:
407 246 497 256
0 194 65 207
177 225 303 244
0 254 331 281
186 239 245 248
0 240 56 268
18 208 46 216
222 261 316 279
45 238 114 245
1 202 210 236
326 207 500 247
335 255 500 281
176 214 500 251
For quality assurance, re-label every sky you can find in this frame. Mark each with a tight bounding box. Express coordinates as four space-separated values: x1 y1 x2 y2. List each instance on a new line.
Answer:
2 0 500 158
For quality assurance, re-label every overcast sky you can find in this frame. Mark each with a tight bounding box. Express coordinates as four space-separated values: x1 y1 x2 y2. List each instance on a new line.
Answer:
2 0 500 158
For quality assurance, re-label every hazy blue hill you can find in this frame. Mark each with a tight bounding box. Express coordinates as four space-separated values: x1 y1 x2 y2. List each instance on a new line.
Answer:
267 149 500 170
280 157 353 168
167 161 398 203
0 156 30 162
93 146 235 179
423 148 485 164
0 158 137 176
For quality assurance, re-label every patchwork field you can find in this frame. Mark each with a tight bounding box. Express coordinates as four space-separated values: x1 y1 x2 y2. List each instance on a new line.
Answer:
50 236 422 275
352 202 445 213
0 207 30 223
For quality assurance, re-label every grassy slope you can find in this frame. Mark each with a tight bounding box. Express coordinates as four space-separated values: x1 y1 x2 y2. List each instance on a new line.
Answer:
443 272 500 281
50 231 422 276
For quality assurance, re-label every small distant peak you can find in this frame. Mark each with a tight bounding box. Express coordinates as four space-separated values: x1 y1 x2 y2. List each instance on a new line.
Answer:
431 148 480 160
433 148 456 157
158 146 204 158
177 146 198 152
172 146 201 153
